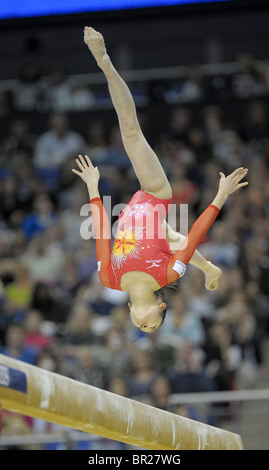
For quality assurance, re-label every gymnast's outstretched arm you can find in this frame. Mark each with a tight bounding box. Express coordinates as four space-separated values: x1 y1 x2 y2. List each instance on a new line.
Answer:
72 155 111 288
167 167 248 283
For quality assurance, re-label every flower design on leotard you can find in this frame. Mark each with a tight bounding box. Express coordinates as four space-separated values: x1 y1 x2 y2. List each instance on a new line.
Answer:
111 224 144 270
129 203 151 219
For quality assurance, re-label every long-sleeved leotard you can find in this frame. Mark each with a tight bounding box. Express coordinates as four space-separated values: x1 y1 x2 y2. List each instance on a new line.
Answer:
90 190 219 290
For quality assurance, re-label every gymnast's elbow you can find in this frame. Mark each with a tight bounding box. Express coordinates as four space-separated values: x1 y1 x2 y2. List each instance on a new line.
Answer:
98 271 111 289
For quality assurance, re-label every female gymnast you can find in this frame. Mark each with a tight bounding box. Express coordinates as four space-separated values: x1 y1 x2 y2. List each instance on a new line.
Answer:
72 27 248 333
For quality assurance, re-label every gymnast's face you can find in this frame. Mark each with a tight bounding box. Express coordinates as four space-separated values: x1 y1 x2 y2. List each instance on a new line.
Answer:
128 300 166 333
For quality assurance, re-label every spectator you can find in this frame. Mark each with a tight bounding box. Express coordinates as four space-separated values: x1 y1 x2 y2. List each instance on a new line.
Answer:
90 308 133 380
78 274 127 318
1 409 33 445
0 119 36 165
4 262 34 315
169 107 192 143
203 321 240 391
60 302 96 347
42 66 73 112
75 238 99 282
36 348 61 373
71 345 107 389
0 323 39 365
101 307 132 350
24 310 52 353
150 375 172 411
157 292 206 348
169 162 198 205
12 61 43 111
30 282 68 324
59 188 86 249
127 349 159 400
199 220 240 268
72 84 95 111
213 129 245 170
0 90 11 121
16 165 47 216
202 105 223 147
232 53 266 99
187 126 212 165
0 90 12 144
100 126 131 169
107 376 129 397
84 120 108 164
21 193 58 240
183 270 215 320
58 254 85 305
216 292 259 389
169 341 216 394
20 234 65 284
0 175 23 226
33 112 85 170
242 100 269 142
178 64 204 104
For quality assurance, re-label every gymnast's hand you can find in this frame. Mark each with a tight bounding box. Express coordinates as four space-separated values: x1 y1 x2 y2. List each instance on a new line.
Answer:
218 167 248 196
72 155 100 186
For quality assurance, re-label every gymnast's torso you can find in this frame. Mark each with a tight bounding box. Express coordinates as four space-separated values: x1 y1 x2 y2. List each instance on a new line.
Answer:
92 188 216 291
108 190 173 291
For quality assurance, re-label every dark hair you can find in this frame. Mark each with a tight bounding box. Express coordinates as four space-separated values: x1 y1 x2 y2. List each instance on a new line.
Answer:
154 280 179 327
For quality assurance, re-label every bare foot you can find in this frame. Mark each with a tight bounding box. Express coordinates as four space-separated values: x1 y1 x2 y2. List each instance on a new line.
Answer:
84 26 107 65
204 262 222 291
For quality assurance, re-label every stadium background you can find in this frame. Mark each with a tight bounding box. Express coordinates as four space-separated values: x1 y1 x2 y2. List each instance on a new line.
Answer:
0 0 269 449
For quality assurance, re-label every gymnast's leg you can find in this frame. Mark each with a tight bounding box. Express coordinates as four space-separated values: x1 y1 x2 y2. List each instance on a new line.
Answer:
84 27 172 200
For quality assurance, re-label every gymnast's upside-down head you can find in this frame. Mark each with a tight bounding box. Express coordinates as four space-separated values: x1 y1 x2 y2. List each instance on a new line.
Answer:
128 289 167 333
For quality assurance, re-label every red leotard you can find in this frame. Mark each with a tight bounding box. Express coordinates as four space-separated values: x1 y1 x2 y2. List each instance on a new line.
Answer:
90 190 219 291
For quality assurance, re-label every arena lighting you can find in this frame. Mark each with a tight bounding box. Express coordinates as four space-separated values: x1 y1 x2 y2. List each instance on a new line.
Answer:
0 1 234 20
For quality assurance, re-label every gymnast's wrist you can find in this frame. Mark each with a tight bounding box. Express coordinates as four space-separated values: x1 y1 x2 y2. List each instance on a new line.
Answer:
211 189 228 209
87 182 100 200
218 188 229 202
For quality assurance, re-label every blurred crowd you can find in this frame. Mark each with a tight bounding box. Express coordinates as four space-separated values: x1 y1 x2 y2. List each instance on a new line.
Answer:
0 51 269 448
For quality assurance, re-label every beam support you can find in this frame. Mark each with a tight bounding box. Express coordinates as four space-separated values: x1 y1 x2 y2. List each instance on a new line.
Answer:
0 354 243 450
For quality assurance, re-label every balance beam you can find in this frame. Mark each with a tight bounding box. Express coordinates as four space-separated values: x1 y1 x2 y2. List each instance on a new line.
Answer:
0 354 243 450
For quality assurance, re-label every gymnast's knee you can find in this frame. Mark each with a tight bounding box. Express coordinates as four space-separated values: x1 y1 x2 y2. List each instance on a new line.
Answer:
121 118 140 142
147 182 172 200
